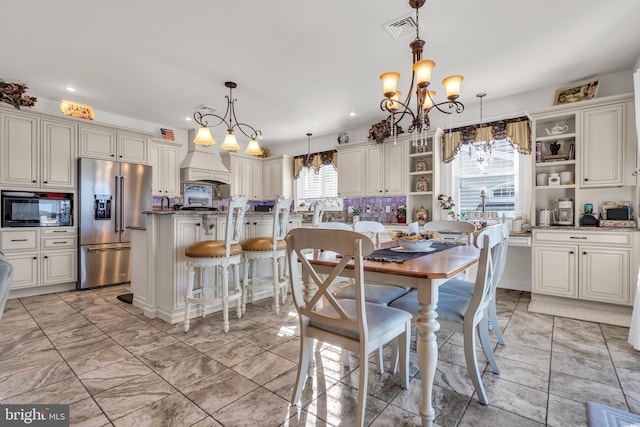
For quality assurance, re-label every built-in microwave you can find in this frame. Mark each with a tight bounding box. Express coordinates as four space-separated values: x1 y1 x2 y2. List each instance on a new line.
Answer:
1 192 73 227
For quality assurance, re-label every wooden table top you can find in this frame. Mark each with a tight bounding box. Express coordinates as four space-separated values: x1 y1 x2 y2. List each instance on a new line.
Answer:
306 241 480 280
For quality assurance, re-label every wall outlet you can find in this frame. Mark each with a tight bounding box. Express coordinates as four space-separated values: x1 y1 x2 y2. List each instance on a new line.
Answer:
385 206 391 213
366 205 372 213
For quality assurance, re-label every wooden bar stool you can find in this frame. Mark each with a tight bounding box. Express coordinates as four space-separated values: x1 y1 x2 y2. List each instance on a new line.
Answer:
241 197 291 314
184 197 248 333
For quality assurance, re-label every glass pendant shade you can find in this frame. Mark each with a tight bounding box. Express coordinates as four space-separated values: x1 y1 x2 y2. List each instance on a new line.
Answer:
380 72 401 97
442 75 464 100
193 126 215 145
244 138 262 155
386 91 402 111
413 59 435 87
422 90 436 109
220 130 240 151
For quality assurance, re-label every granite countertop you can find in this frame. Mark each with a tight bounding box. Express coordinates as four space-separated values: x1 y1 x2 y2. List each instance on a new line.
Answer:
533 226 639 232
144 210 302 217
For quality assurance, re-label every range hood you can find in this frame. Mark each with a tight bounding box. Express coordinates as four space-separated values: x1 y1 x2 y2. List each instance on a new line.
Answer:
180 134 230 184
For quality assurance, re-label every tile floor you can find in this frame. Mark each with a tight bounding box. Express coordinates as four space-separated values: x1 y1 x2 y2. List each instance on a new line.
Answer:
1 285 639 426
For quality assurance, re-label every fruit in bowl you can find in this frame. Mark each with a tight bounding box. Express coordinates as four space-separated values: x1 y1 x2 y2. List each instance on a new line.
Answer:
395 233 437 251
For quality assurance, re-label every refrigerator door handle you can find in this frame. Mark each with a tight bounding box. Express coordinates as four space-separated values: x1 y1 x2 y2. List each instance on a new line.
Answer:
87 244 130 251
120 176 125 232
114 175 120 233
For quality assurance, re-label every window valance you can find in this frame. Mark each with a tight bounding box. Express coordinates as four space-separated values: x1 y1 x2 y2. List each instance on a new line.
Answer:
441 116 531 163
293 150 337 179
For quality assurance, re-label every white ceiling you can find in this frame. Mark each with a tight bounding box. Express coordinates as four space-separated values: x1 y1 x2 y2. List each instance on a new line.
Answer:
2 0 639 147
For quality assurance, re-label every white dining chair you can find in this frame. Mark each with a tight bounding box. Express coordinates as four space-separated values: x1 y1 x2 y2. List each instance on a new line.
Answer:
0 252 13 320
423 220 476 244
390 223 504 405
286 228 411 427
354 220 385 248
316 222 353 231
440 223 509 345
311 200 326 227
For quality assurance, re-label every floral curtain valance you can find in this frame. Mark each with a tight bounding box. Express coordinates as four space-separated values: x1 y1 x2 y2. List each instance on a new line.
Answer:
441 116 531 163
293 150 337 179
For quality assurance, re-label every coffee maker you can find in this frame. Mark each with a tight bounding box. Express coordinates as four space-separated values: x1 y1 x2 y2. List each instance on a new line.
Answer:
554 198 574 225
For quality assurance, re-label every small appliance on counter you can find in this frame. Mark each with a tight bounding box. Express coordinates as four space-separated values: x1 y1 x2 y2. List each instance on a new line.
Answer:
553 198 574 225
580 202 598 226
182 182 214 208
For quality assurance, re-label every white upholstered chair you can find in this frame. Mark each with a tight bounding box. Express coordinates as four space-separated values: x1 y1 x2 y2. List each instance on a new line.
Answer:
354 220 385 248
0 252 13 320
440 223 509 345
390 224 505 405
241 197 291 314
184 197 248 333
286 228 411 427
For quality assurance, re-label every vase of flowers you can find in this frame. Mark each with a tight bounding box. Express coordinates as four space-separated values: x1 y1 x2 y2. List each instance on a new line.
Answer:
395 205 406 223
351 208 360 223
437 194 456 220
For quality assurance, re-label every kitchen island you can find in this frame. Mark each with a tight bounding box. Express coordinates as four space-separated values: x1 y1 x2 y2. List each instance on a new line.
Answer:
130 210 302 323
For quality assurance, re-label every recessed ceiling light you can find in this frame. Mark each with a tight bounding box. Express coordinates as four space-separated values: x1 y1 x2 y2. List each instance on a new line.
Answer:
349 112 356 117
185 117 192 121
65 86 76 92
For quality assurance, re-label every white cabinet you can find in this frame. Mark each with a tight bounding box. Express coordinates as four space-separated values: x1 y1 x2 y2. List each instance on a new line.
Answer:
148 139 181 196
364 144 384 196
337 145 365 197
532 230 632 305
0 227 77 291
364 141 406 196
79 125 148 164
581 103 624 187
263 156 292 200
0 113 76 188
222 153 263 199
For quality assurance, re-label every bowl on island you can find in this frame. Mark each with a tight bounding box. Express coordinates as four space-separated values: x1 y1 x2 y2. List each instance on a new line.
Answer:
397 237 435 251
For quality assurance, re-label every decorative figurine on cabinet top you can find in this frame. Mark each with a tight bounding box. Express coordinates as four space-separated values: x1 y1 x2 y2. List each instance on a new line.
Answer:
415 159 428 172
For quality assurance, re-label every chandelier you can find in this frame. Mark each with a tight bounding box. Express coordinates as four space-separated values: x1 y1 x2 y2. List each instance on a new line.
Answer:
469 92 492 170
192 81 263 155
379 0 464 139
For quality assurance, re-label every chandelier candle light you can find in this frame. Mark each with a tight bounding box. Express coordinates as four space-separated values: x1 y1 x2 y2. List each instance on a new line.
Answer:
192 81 263 155
379 0 464 146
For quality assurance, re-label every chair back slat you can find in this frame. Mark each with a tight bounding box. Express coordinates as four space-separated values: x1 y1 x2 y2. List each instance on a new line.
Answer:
311 200 326 227
272 197 292 245
225 197 249 255
466 224 504 323
287 228 374 334
354 221 385 247
424 220 476 243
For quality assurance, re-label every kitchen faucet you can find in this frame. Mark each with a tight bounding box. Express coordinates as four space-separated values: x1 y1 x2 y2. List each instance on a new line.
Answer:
161 195 170 211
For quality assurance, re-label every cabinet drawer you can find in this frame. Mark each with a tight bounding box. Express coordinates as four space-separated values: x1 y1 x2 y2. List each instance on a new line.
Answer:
41 228 76 236
41 236 76 249
534 230 631 246
1 230 38 250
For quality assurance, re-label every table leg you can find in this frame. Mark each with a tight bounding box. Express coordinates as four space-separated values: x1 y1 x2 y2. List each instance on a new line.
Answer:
416 280 441 427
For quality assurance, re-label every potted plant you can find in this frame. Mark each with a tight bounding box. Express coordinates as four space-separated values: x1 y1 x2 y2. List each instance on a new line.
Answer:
395 205 406 223
437 194 457 220
351 208 360 223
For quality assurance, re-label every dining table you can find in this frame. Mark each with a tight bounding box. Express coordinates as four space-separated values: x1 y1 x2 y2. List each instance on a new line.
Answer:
305 240 481 427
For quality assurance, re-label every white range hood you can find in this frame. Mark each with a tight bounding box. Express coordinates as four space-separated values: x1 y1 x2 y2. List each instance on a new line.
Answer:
180 137 230 184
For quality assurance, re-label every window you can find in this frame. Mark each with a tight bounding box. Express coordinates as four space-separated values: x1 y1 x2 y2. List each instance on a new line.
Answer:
452 139 518 218
295 165 339 208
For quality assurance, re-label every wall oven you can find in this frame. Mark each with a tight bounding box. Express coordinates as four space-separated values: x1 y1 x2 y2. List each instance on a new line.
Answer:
1 191 73 228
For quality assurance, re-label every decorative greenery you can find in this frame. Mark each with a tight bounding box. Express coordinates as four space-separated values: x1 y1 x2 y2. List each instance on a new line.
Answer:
395 205 406 217
367 119 404 144
351 208 360 216
0 80 37 109
437 194 456 219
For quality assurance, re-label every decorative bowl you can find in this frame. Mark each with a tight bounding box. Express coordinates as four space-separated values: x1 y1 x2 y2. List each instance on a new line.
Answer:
397 237 434 251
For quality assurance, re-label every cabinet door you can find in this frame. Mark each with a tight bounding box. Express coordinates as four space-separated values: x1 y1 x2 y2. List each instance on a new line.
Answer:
230 157 243 197
240 159 253 198
79 126 117 160
41 119 76 188
384 140 406 195
163 145 181 196
581 104 624 187
338 147 365 197
251 160 263 199
262 160 274 199
364 145 384 196
1 112 39 186
533 244 578 298
580 246 630 304
42 250 76 284
4 252 39 289
118 133 148 164
148 142 163 195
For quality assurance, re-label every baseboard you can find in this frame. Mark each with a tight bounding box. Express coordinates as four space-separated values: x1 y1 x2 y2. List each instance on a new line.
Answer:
529 293 632 327
8 282 76 299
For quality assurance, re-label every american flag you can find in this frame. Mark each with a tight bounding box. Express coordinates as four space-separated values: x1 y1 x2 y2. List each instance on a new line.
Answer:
160 128 175 141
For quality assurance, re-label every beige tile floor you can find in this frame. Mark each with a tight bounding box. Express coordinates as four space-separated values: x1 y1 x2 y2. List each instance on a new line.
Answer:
1 285 639 426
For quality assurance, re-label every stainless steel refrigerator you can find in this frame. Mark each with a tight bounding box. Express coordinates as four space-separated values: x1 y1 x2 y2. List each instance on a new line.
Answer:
78 158 152 289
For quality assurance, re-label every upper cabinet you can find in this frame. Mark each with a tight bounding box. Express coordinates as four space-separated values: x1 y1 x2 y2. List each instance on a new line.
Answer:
337 145 365 198
0 112 76 189
79 125 148 164
262 155 292 200
148 138 181 196
581 103 624 187
363 140 406 196
221 152 263 200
